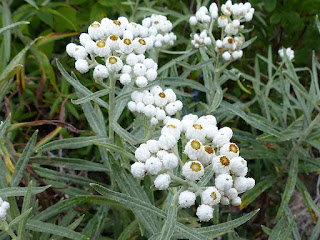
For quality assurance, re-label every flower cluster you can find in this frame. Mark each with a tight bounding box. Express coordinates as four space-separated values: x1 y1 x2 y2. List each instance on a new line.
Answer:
131 114 255 222
66 15 176 88
0 197 10 220
127 86 183 125
278 47 294 61
142 15 177 48
189 0 254 61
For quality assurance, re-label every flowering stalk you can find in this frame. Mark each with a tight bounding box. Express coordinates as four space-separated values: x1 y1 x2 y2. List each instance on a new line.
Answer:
108 73 116 144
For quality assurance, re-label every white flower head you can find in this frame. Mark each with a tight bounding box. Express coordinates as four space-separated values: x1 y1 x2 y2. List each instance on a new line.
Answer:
196 204 213 222
215 173 233 191
178 190 196 208
75 59 89 73
154 173 171 190
212 155 231 174
182 160 204 181
94 40 111 57
162 153 178 170
93 64 109 79
200 145 215 165
119 38 134 54
158 134 177 150
131 162 146 179
161 123 181 141
220 143 240 159
185 123 206 142
106 34 120 51
145 157 163 175
88 21 106 40
201 187 221 206
135 144 151 162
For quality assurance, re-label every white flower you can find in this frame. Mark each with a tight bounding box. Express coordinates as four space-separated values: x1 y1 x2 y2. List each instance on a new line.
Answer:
165 101 182 115
221 0 232 16
131 162 146 178
162 153 178 170
119 38 134 54
136 102 145 113
196 204 213 222
127 101 136 112
88 21 106 40
201 187 221 206
73 45 87 60
220 196 230 205
154 173 171 190
122 65 132 74
181 114 198 132
134 38 148 54
133 63 147 76
150 85 163 95
189 16 198 26
145 157 162 175
143 105 156 118
212 155 231 174
106 35 120 51
66 43 77 57
219 127 233 139
145 69 157 81
278 47 294 60
79 33 91 47
93 64 109 79
119 73 131 85
154 91 169 107
185 123 206 142
200 145 215 165
222 51 231 61
245 12 253 21
131 91 143 103
85 40 96 54
94 40 111 57
136 76 148 87
234 176 255 193
209 3 218 18
123 30 134 40
135 144 151 162
106 56 123 72
184 139 204 160
230 156 248 176
0 197 10 219
161 123 181 141
220 143 239 159
75 59 89 73
182 160 204 181
155 107 166 121
225 23 238 35
157 150 169 159
223 37 236 50
204 125 219 140
126 53 139 66
146 140 159 153
201 15 211 23
150 117 159 125
215 173 233 191
158 134 177 150
178 190 196 208
142 92 154 105
218 16 228 28
232 50 243 60
231 197 241 206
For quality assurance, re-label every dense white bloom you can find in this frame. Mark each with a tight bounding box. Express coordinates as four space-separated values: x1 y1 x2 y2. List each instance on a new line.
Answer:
212 155 231 174
189 16 198 26
75 59 89 73
162 153 178 170
145 157 163 175
182 160 204 181
93 65 109 79
135 144 151 162
106 56 123 72
158 134 177 150
131 162 146 178
0 197 10 219
184 139 204 160
161 123 181 141
179 190 196 208
119 73 131 85
88 21 106 40
201 187 221 206
154 173 171 190
79 33 91 47
143 105 157 118
218 15 229 28
200 145 215 165
94 40 111 57
196 204 213 222
220 143 239 159
146 140 159 153
222 51 231 61
215 173 233 191
234 177 255 193
278 47 294 60
185 123 206 141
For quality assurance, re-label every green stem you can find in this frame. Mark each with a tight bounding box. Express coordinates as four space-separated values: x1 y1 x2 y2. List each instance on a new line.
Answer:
0 220 17 239
129 0 140 22
108 73 116 144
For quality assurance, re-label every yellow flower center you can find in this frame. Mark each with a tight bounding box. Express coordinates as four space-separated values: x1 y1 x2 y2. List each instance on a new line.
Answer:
109 57 118 65
113 20 121 26
124 39 132 45
191 140 201 150
167 124 176 129
190 162 202 172
159 92 166 98
138 39 146 45
97 41 106 48
220 156 230 166
229 144 239 153
154 21 159 25
91 23 100 28
228 38 233 44
110 35 119 41
210 192 217 200
193 124 202 130
204 146 214 154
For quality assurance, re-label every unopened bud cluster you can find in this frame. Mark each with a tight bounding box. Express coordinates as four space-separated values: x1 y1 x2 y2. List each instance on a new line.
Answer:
189 0 254 61
66 15 176 88
128 86 183 125
131 114 255 222
0 197 10 220
278 47 294 61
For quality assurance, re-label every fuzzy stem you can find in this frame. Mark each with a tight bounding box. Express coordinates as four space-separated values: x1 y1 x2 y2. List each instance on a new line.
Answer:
108 73 116 144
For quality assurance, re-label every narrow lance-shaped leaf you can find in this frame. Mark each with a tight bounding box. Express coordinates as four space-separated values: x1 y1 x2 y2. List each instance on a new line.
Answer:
11 131 38 187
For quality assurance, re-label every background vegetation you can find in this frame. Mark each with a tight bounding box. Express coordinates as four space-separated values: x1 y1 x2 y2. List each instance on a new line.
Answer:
0 0 320 239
